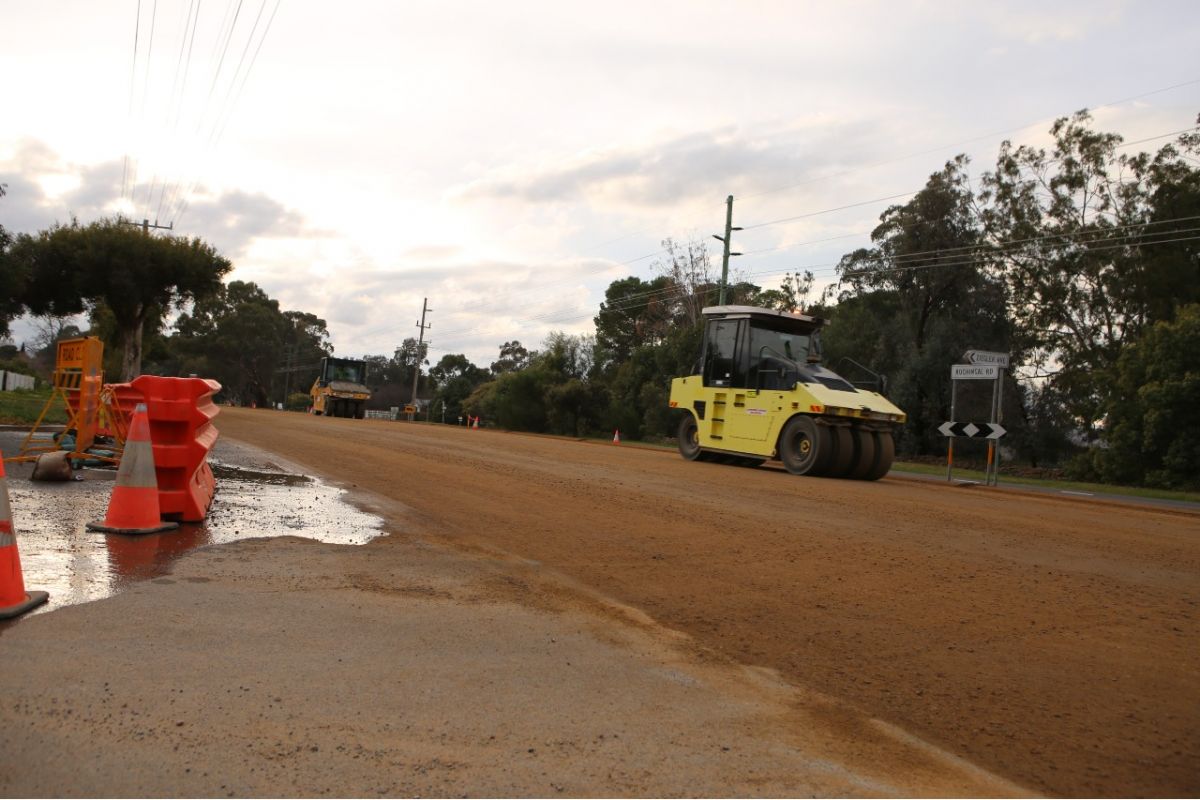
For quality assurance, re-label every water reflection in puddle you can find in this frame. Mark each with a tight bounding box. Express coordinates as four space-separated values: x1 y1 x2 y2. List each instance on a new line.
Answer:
2 450 384 623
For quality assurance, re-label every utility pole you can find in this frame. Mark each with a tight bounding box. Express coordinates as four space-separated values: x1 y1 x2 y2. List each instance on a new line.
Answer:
409 298 432 421
120 218 174 235
281 344 297 407
712 195 743 305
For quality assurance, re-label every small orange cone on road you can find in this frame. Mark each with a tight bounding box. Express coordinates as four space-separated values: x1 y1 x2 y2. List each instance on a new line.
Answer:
0 450 49 619
86 403 179 536
472 416 480 430
613 429 621 444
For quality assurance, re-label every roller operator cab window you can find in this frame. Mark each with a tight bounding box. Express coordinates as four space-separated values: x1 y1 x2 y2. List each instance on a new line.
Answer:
703 319 743 387
748 324 814 389
327 361 364 384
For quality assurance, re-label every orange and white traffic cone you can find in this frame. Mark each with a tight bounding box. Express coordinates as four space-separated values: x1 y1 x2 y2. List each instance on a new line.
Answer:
86 403 179 536
472 416 480 430
0 451 49 619
613 429 621 444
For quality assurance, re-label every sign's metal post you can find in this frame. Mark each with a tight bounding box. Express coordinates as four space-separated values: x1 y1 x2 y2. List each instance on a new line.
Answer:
994 367 1005 486
987 372 1000 485
947 378 958 482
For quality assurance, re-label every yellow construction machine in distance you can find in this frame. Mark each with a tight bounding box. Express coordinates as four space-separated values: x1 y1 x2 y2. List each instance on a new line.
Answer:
310 357 371 419
669 306 906 479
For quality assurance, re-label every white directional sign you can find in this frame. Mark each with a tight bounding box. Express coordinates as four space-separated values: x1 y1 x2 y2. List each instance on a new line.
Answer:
964 350 1010 368
951 364 999 380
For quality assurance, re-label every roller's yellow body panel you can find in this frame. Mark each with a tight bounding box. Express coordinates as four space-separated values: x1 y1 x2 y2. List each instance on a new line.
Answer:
669 374 906 458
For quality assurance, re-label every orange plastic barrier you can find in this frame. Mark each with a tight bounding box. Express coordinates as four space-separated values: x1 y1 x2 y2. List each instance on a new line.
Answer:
129 376 221 522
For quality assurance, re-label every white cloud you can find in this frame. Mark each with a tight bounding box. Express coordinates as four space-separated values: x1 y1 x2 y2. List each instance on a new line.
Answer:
453 118 881 210
0 139 316 260
4 1 1198 370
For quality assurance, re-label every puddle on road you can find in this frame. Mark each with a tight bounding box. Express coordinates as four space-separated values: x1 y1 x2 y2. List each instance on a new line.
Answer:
2 444 385 626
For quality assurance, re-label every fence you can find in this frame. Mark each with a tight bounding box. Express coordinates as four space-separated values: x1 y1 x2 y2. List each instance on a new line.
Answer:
0 371 35 392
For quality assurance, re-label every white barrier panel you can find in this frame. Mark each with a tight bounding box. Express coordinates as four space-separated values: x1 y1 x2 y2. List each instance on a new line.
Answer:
0 371 36 391
365 409 397 420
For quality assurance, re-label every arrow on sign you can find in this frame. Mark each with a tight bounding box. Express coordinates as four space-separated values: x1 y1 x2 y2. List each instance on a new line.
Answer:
964 350 1010 368
938 421 1007 439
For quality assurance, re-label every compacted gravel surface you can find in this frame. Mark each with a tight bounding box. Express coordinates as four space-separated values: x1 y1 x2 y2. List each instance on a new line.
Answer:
3 407 1196 796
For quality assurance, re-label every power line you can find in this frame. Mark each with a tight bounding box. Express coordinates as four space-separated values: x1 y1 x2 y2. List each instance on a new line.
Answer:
150 0 201 223
212 0 280 145
152 0 206 221
172 0 268 223
121 0 143 203
737 125 1199 235
759 214 1200 272
739 76 1200 203
406 207 1200 351
136 0 160 218
840 231 1200 280
171 0 281 224
741 191 918 232
158 0 243 223
419 219 1200 352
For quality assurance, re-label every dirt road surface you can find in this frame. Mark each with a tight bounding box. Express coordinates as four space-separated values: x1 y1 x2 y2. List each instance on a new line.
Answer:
212 409 1197 796
3 407 1195 796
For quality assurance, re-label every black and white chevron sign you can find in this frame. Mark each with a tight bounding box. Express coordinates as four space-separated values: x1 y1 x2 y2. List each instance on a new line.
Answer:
938 421 1006 439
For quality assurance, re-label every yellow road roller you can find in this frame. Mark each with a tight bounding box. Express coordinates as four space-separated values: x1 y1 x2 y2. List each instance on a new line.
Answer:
669 305 906 479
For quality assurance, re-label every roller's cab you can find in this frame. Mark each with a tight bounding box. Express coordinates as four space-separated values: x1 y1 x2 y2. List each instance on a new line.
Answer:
310 357 371 419
668 306 906 479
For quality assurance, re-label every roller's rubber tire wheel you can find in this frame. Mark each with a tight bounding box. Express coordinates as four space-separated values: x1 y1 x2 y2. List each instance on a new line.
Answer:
826 425 855 477
864 430 896 481
848 427 878 480
779 415 830 476
678 415 703 461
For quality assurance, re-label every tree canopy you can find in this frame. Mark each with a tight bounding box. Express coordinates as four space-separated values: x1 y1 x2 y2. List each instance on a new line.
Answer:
9 217 231 379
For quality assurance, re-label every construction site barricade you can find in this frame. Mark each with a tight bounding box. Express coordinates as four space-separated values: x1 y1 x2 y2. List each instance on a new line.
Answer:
94 382 145 438
129 376 222 522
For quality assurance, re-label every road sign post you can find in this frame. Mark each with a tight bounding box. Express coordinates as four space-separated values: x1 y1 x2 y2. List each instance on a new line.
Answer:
946 351 1010 486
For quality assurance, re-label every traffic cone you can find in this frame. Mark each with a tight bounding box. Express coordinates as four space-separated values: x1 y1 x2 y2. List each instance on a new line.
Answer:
472 416 479 430
86 403 179 535
0 450 49 619
613 429 621 444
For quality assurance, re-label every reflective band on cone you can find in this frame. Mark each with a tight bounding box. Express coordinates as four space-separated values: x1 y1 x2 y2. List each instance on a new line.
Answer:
0 451 50 619
86 403 179 536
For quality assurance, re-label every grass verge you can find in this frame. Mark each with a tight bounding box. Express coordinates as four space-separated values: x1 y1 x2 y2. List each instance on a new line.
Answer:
0 388 67 426
892 460 1200 504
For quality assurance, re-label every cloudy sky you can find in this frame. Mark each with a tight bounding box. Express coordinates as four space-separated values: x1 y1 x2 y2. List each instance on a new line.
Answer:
3 0 1198 366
